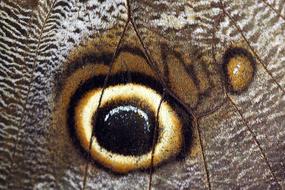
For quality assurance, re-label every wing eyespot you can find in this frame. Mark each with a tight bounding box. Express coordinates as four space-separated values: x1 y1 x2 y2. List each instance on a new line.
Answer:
61 71 193 173
74 83 183 173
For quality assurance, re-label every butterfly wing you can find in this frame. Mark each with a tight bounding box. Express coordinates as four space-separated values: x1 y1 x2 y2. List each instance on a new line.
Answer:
0 0 284 189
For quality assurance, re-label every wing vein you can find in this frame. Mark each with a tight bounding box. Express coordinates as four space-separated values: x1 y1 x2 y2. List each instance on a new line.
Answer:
81 19 130 190
261 0 285 21
148 91 165 190
226 93 281 188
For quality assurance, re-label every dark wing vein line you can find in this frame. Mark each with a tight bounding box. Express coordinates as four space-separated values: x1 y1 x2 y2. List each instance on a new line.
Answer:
195 118 212 190
261 0 285 21
81 19 130 190
226 93 281 187
148 92 165 190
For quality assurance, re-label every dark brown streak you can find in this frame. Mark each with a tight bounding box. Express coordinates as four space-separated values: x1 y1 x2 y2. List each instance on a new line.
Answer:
226 93 281 188
121 58 132 82
219 0 285 96
261 0 285 21
148 91 165 190
81 19 130 190
6 0 57 188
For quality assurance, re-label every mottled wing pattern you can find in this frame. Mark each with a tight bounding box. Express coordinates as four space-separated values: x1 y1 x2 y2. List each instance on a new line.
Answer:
0 0 284 189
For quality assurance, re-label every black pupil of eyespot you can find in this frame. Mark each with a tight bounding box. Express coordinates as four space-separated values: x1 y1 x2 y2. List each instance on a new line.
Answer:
94 103 157 156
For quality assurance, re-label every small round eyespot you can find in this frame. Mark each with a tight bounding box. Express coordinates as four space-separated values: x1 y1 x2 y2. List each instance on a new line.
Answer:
74 83 183 173
223 48 255 93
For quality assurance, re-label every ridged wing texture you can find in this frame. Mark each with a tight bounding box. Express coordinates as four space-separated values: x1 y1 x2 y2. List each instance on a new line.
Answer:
0 0 285 189
1 0 128 189
0 0 72 189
